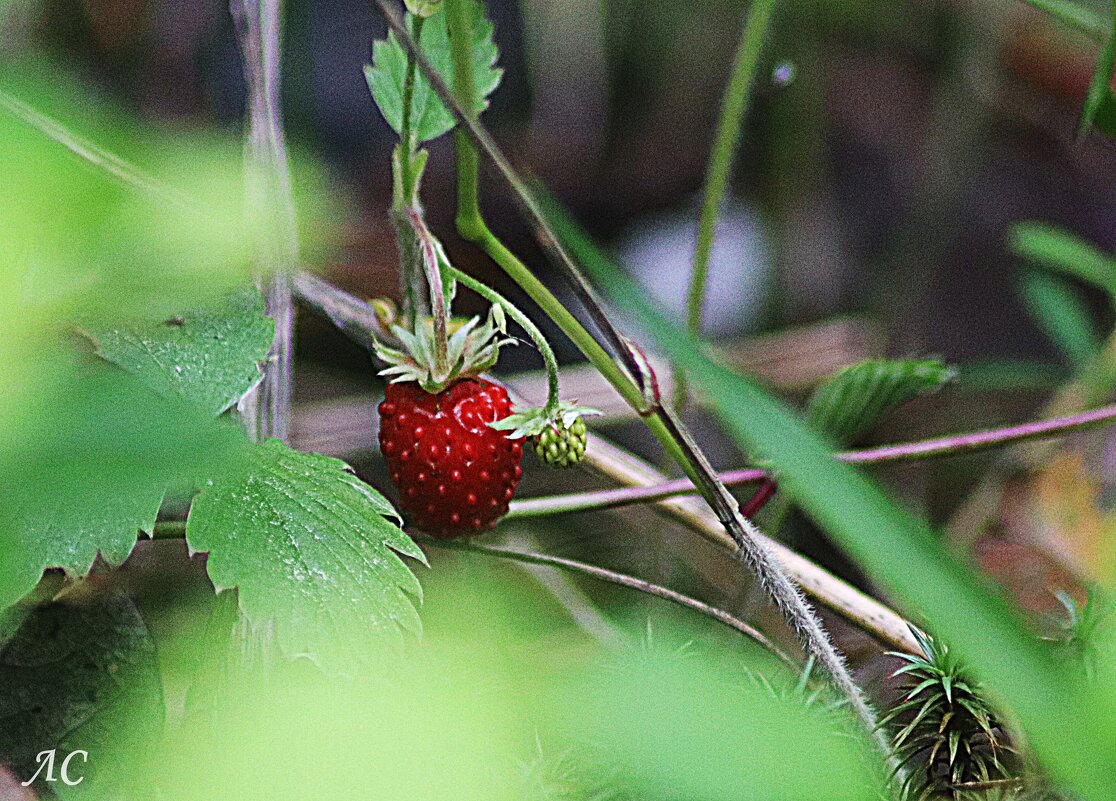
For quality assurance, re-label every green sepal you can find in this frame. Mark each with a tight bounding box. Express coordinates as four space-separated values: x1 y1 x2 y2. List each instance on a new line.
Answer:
375 305 514 394
491 402 601 468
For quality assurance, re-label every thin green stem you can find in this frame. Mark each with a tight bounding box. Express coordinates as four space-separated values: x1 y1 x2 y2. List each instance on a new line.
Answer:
677 0 777 410
420 536 800 671
446 0 483 238
446 265 561 414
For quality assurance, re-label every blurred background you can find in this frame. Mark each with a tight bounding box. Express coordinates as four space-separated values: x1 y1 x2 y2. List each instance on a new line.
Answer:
4 1 1116 782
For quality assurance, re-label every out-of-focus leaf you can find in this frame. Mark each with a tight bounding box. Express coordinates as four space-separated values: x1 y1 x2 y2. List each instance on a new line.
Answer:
185 440 425 673
955 361 1064 393
806 358 955 446
1020 270 1102 369
0 595 164 799
538 192 1116 801
87 288 275 416
1010 222 1116 299
1078 14 1116 139
1021 0 1108 41
0 356 249 609
549 649 886 801
1034 450 1116 589
365 0 502 143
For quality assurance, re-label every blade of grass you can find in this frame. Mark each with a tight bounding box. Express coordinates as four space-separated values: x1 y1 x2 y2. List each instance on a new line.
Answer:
1019 0 1108 43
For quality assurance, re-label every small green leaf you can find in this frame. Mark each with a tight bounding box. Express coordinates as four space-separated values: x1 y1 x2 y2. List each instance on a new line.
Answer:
87 288 275 417
365 0 502 143
0 595 164 798
185 440 426 672
1020 270 1102 369
1011 222 1116 299
805 359 956 447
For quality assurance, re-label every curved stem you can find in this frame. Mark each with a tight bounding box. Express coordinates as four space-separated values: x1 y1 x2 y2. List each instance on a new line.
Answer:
445 265 561 414
677 0 777 410
508 401 1116 518
418 537 800 672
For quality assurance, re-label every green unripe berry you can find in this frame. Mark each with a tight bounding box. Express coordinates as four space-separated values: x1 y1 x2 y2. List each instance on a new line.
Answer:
531 416 589 468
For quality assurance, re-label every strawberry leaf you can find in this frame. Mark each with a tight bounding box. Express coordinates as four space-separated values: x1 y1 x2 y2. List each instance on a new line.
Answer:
0 358 249 610
365 0 502 143
805 358 956 447
87 288 275 417
185 440 425 672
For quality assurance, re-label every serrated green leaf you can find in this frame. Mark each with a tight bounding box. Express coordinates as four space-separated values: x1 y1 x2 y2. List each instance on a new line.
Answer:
185 440 426 672
87 288 275 417
9 490 164 578
1011 222 1116 299
365 0 502 143
805 359 956 446
0 595 164 799
1020 270 1102 369
0 356 250 610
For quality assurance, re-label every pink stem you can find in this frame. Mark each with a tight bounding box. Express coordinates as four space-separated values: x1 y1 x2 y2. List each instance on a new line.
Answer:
507 402 1116 518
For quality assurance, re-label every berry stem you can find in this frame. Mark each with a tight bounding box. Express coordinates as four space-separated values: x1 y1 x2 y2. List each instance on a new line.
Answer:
398 14 425 203
386 0 892 755
444 265 561 415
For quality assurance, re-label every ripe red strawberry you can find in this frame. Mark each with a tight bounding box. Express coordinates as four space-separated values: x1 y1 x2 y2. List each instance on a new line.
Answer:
379 378 523 537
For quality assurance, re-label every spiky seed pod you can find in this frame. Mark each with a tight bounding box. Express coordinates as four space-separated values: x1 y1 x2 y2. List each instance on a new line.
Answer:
881 628 1017 800
490 402 600 469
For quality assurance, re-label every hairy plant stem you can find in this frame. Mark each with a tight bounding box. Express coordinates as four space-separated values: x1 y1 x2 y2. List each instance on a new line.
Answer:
231 0 299 444
677 0 777 411
507 401 1116 517
383 0 893 763
398 14 425 198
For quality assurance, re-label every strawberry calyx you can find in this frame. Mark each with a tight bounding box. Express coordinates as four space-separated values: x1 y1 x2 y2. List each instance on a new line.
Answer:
375 304 515 394
489 401 601 468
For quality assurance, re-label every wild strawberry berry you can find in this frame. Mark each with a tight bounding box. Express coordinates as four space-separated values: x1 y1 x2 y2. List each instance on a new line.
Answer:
379 378 523 538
